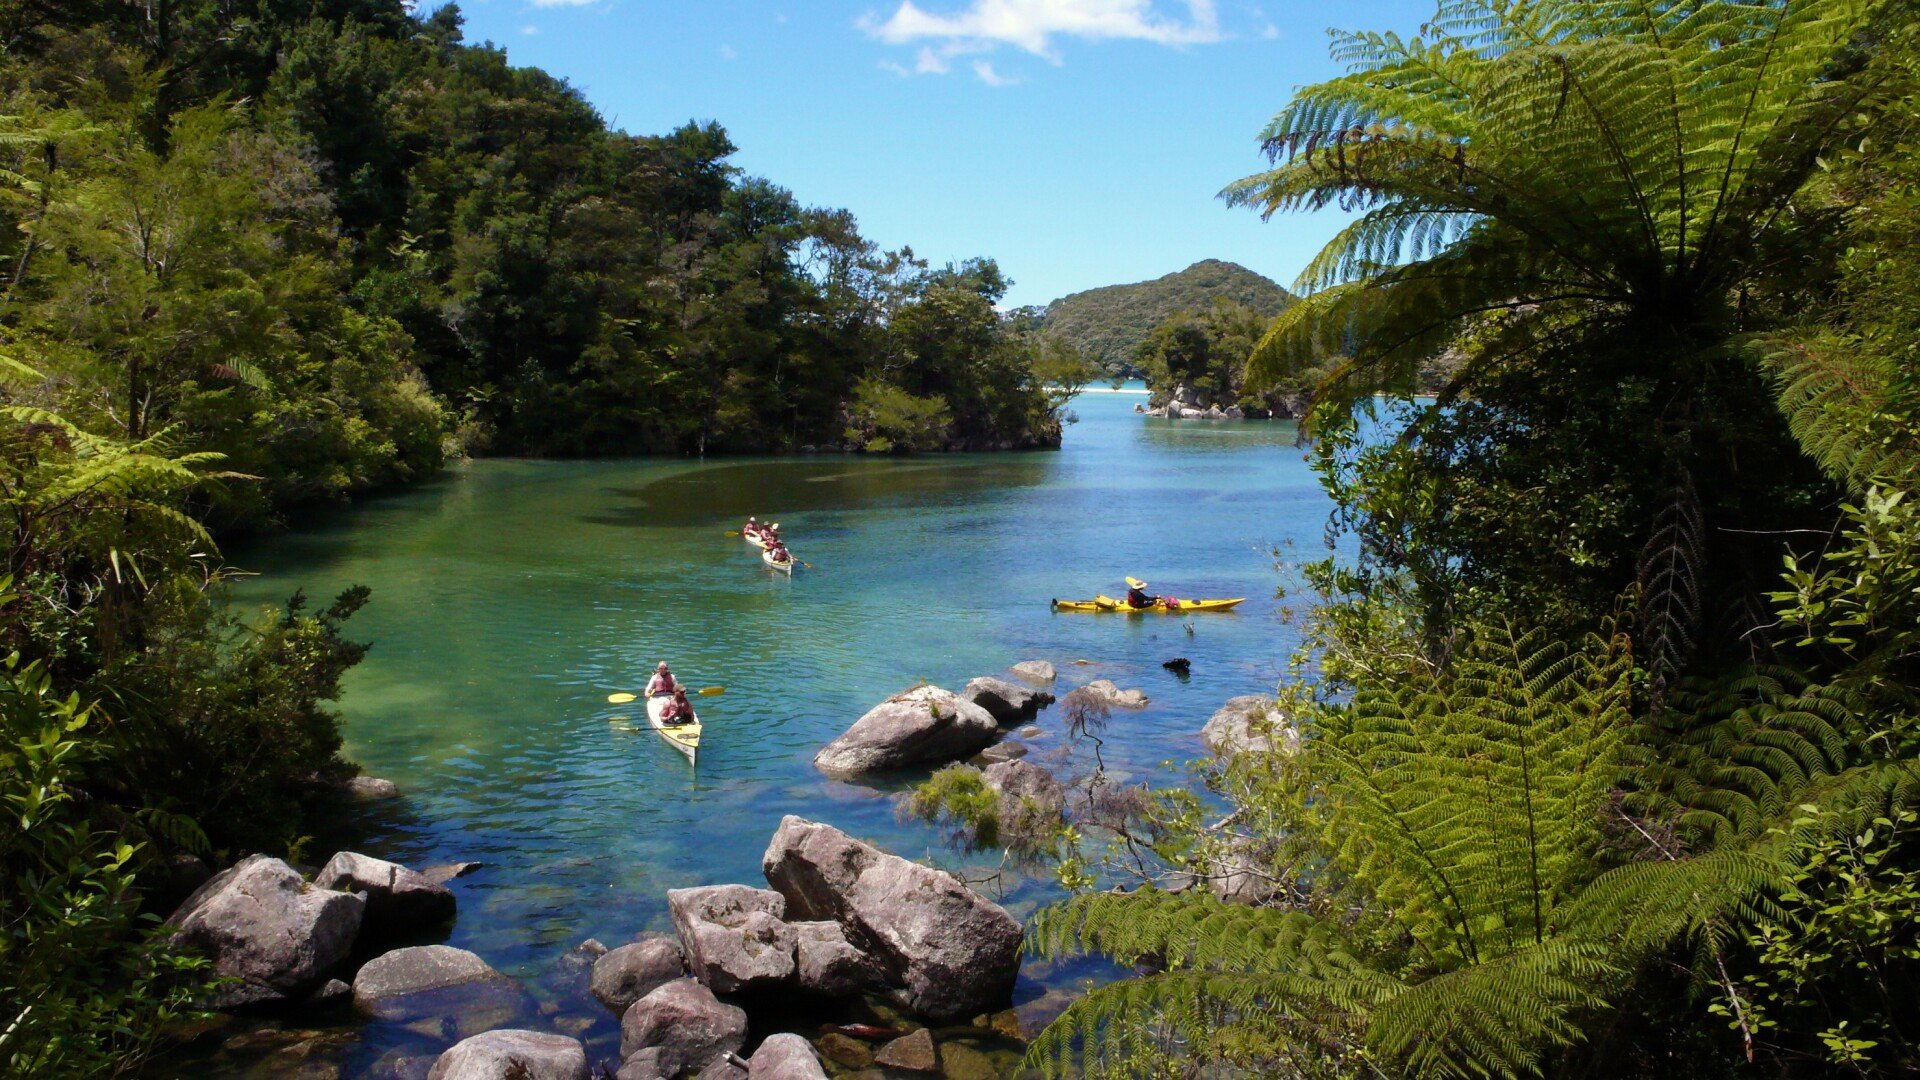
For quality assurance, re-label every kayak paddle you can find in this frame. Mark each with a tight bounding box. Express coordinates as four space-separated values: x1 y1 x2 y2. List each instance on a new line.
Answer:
608 687 723 704
724 530 741 537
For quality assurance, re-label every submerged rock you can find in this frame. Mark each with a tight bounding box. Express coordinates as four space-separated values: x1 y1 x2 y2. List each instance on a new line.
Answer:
343 776 400 800
352 945 529 1035
1201 696 1297 756
959 677 1054 725
1009 660 1056 685
1081 679 1149 709
166 854 365 1009
873 1028 937 1073
313 851 456 936
669 884 797 994
419 862 484 886
426 1029 587 1080
975 741 1028 764
591 936 686 1012
748 1033 829 1079
620 979 748 1073
813 686 1000 776
763 817 1022 1021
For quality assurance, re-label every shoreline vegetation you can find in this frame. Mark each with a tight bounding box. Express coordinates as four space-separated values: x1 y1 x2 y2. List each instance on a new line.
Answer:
6 0 1920 1078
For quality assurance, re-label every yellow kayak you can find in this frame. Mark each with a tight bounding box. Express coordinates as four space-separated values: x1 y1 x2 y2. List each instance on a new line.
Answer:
1052 595 1246 614
646 695 701 762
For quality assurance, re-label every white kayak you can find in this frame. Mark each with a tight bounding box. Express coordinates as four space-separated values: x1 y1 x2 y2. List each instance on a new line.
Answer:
763 548 795 574
744 530 769 550
646 694 701 761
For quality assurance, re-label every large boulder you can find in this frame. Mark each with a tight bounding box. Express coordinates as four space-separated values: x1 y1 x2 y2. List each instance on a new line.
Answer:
982 759 1064 810
813 686 1000 776
352 945 528 1035
620 979 748 1073
426 1030 587 1080
1201 696 1297 756
792 920 882 997
313 852 456 936
591 936 686 1012
1009 660 1056 685
1081 679 1149 709
668 885 797 994
748 1034 829 1080
762 817 1022 1021
960 677 1054 725
166 854 364 1008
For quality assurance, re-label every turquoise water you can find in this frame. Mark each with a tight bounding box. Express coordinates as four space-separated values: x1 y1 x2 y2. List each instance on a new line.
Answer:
217 383 1334 1074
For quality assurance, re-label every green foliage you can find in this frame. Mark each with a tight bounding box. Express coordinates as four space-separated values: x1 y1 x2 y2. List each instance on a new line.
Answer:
1133 297 1322 415
0 634 210 1079
1040 259 1294 373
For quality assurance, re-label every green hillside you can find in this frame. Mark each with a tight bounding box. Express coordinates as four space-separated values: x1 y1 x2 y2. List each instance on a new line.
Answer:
1041 259 1295 369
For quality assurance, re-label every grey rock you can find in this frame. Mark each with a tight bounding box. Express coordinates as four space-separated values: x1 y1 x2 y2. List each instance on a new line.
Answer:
1009 660 1056 685
982 760 1064 810
1222 405 1245 419
668 884 796 994
813 686 1000 776
619 979 748 1073
1208 848 1282 906
696 1053 751 1080
313 851 456 935
748 1033 829 1080
874 1028 937 1072
975 741 1028 764
1018 726 1043 739
352 945 527 1034
166 854 365 1008
419 862 483 886
591 936 686 1012
426 1030 587 1080
763 817 1022 1021
1082 679 1149 709
959 677 1054 725
1201 696 1298 756
304 978 352 1008
616 1048 672 1080
792 920 882 997
344 776 400 800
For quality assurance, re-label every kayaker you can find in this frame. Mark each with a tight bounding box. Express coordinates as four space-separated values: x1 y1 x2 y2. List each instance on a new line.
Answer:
645 661 678 697
1125 577 1159 609
661 687 694 725
769 541 791 564
744 516 760 538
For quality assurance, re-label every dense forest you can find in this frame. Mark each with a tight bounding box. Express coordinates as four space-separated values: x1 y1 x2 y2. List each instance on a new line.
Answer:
911 0 1920 1077
1037 258 1292 374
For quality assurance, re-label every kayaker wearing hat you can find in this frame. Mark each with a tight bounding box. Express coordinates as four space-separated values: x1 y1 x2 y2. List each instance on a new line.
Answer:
1125 577 1159 610
645 661 678 697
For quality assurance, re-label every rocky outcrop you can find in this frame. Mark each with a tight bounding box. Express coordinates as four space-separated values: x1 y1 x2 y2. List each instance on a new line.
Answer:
668 885 797 994
1081 679 1149 709
620 979 748 1073
1010 660 1056 685
1201 696 1297 756
748 1034 830 1080
960 677 1054 725
426 1030 587 1080
762 817 1022 1021
591 936 686 1012
792 920 882 997
813 686 1000 776
166 854 364 1008
313 852 456 936
982 759 1065 810
352 945 522 1025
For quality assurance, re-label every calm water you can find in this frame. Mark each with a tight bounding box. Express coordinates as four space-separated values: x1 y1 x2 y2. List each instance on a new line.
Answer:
214 384 1334 1075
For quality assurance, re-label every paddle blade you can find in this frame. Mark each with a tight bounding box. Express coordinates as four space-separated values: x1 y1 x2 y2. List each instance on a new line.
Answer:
698 686 725 696
724 530 741 537
607 692 637 704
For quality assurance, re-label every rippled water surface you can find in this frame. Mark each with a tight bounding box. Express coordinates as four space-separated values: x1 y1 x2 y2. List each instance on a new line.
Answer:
213 385 1334 1075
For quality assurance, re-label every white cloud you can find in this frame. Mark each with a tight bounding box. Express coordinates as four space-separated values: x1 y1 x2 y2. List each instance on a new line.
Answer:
719 43 739 60
520 24 539 35
864 0 1221 61
527 0 600 7
1259 22 1278 39
972 59 1019 85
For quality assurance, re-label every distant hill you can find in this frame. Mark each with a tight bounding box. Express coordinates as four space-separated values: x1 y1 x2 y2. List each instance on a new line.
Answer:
1042 259 1295 369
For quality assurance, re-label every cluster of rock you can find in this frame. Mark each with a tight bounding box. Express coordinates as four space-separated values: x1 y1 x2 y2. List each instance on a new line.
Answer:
1135 383 1309 420
812 661 1150 778
610 815 1023 1078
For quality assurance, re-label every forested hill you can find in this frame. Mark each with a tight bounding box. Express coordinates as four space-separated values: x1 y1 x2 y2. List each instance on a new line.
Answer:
1040 260 1294 370
0 0 1087 532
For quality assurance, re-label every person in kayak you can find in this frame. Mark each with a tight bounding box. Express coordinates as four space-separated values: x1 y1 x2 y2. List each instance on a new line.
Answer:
768 540 792 564
646 661 678 697
1125 577 1160 609
660 687 695 725
743 516 760 539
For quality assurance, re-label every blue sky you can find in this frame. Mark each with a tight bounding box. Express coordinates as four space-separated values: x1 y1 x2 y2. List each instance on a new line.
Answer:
432 0 1433 308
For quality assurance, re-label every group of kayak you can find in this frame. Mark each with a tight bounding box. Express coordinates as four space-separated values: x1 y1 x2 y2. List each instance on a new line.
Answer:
1052 576 1245 614
741 517 796 574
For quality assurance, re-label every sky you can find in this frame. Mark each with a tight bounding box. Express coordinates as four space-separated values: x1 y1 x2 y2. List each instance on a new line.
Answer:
429 0 1434 309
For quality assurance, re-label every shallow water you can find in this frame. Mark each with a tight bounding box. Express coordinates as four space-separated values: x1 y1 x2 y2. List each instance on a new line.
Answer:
210 384 1335 1075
